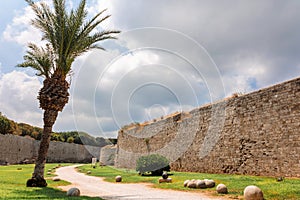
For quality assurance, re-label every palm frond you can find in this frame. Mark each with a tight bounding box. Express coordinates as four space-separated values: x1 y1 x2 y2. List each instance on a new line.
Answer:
17 43 55 78
26 0 120 77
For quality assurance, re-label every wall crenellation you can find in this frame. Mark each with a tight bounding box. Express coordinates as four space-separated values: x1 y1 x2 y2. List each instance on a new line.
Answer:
115 77 300 178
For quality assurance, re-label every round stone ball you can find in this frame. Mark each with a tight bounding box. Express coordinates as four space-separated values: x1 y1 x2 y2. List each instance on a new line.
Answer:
216 183 228 194
183 180 190 187
244 185 264 200
67 187 80 197
187 180 197 188
115 175 122 182
204 179 215 188
87 171 91 174
162 172 168 179
196 180 206 189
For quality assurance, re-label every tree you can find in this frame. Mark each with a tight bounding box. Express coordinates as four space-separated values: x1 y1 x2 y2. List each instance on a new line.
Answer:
0 114 11 135
0 114 21 135
67 136 74 143
19 0 120 187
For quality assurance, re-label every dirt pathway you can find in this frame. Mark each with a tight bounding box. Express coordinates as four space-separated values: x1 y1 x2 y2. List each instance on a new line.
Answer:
55 165 227 200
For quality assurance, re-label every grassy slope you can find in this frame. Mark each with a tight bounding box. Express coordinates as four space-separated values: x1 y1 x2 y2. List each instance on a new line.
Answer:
0 164 99 200
78 165 300 200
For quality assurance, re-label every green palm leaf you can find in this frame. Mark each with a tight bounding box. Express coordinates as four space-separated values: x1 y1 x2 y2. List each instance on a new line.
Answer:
17 43 55 78
26 0 120 77
22 0 120 187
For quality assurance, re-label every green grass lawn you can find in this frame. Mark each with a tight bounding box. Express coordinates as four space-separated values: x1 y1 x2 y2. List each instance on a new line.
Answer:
0 164 99 200
78 164 300 200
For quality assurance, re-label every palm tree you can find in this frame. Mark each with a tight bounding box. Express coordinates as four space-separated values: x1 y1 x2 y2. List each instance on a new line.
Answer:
19 0 120 187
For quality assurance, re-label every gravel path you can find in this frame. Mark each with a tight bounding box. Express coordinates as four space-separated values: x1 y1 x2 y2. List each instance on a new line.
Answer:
55 165 227 200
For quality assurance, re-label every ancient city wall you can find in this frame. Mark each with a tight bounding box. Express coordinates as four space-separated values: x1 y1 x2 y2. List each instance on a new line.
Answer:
0 134 100 164
100 145 117 166
115 77 300 178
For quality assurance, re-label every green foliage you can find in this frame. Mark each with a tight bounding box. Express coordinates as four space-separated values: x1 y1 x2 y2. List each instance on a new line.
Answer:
56 131 110 147
19 123 43 140
0 111 111 147
107 138 118 145
67 136 74 143
136 154 170 175
24 0 120 77
17 43 54 78
0 114 11 135
50 132 65 142
0 113 21 135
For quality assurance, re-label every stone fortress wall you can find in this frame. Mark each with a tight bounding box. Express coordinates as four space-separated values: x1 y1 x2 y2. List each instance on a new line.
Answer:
100 145 117 166
115 77 300 178
0 134 100 164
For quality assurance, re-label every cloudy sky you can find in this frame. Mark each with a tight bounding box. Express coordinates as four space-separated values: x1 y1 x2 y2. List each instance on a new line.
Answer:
0 0 300 138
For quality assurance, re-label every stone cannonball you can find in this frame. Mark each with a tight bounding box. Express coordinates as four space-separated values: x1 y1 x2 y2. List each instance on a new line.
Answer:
204 179 215 188
183 180 190 187
162 172 168 179
187 180 197 188
244 185 264 200
115 175 122 182
196 180 206 189
216 183 228 194
67 188 80 197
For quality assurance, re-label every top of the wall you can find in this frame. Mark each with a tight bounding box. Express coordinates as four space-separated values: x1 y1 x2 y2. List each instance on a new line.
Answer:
120 76 300 131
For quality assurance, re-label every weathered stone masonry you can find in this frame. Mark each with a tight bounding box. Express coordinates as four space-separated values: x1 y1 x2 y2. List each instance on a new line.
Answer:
0 134 100 164
116 77 300 177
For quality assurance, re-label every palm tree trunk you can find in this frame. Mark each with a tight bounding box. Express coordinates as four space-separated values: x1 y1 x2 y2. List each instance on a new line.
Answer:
27 109 58 187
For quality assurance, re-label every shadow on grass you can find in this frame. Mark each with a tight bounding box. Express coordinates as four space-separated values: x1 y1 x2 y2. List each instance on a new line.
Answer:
140 173 174 177
9 187 101 200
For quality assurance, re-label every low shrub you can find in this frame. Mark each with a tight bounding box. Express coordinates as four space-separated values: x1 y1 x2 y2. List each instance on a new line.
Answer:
136 154 170 176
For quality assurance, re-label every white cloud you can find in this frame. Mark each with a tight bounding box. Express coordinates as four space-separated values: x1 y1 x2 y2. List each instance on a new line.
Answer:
223 75 255 97
2 0 300 138
76 0 300 137
2 6 42 47
66 40 216 137
0 70 42 126
96 0 300 85
87 0 118 30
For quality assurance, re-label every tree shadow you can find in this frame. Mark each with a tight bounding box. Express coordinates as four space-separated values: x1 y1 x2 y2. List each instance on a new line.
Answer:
9 187 101 199
140 172 174 177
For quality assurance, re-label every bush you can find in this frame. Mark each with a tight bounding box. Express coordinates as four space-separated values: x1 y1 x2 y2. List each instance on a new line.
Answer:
0 115 11 135
67 136 74 143
136 154 170 176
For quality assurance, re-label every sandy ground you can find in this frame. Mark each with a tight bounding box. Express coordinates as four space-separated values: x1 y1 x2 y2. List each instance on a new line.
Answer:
55 165 227 200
